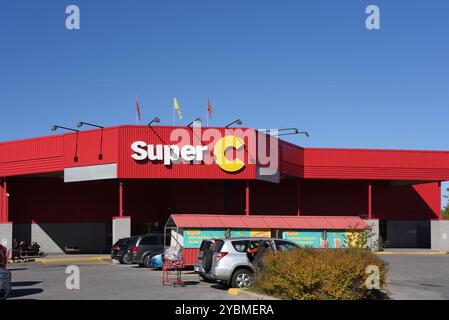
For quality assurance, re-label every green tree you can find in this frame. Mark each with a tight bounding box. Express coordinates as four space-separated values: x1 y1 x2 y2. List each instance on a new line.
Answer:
443 188 449 219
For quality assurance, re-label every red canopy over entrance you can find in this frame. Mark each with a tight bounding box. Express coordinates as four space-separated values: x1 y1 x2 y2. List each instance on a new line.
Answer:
168 214 368 230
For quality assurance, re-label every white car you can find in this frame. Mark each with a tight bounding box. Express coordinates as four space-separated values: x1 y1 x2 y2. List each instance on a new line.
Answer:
195 237 299 288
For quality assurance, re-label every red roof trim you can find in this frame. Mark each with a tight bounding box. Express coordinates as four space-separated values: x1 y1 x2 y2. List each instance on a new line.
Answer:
170 214 367 230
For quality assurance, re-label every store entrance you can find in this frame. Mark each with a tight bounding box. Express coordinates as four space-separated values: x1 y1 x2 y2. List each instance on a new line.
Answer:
381 220 430 248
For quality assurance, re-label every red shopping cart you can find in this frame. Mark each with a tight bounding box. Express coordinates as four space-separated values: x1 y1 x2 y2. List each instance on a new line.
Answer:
161 249 185 287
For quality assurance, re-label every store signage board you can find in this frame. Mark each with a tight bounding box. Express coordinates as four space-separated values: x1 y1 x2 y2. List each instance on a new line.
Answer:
282 231 322 248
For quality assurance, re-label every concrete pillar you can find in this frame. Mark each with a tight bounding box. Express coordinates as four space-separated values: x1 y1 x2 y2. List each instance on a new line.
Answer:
364 219 379 250
431 220 449 252
0 222 13 251
112 217 131 245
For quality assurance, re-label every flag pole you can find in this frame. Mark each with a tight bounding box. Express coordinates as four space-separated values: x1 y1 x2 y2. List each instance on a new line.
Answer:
206 98 209 127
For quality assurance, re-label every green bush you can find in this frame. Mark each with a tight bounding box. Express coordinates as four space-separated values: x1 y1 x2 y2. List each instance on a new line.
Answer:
252 248 387 300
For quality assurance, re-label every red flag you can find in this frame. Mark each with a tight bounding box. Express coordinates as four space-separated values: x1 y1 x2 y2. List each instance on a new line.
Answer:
207 99 213 118
135 97 141 121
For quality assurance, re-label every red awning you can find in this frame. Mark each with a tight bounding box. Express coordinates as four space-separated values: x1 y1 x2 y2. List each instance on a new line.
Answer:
169 214 368 230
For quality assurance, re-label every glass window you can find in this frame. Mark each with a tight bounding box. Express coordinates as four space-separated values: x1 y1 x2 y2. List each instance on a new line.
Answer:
274 240 299 251
129 236 139 248
199 240 211 251
140 236 160 245
231 240 249 252
213 240 225 252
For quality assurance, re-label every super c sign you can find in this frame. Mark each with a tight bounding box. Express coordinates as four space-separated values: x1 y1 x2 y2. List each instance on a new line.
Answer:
131 135 245 173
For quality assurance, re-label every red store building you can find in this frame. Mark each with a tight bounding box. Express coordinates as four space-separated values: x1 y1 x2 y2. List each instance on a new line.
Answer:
1 124 449 253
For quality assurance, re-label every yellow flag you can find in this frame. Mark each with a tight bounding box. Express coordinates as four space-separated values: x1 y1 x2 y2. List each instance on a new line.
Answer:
173 97 183 119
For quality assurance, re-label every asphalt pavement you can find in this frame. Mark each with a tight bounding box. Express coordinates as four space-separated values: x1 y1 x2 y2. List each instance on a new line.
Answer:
6 257 241 300
380 253 449 300
6 252 449 300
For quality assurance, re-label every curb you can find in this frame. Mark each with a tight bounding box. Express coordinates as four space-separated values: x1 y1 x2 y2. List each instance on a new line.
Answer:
35 256 111 264
7 258 35 264
227 288 280 300
375 251 448 255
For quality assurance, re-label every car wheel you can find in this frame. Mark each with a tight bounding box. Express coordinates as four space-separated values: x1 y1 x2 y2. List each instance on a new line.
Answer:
122 254 131 264
143 255 151 268
231 269 252 288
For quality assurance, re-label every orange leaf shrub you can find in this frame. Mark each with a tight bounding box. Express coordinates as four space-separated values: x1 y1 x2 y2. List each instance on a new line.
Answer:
252 248 387 300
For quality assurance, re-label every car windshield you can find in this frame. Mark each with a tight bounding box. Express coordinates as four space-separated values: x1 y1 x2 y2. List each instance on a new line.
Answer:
274 240 299 251
113 238 128 247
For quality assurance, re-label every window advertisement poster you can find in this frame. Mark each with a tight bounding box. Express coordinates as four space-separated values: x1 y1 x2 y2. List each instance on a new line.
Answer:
282 230 322 248
231 229 271 237
183 229 226 248
327 231 347 248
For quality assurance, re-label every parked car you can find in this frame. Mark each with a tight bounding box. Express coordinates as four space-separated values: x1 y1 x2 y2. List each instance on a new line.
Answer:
0 245 11 300
111 237 132 264
194 237 299 288
127 233 168 268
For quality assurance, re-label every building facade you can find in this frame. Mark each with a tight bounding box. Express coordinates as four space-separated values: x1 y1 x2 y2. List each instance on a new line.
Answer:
1 125 449 253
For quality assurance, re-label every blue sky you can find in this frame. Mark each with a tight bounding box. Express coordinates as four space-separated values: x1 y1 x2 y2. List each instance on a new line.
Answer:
0 1 448 204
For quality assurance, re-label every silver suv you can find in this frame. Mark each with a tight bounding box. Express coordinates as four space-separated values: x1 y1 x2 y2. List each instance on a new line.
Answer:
194 237 299 288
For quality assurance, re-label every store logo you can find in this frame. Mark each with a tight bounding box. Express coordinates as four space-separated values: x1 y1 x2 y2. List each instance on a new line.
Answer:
131 142 208 165
213 135 245 172
131 135 246 173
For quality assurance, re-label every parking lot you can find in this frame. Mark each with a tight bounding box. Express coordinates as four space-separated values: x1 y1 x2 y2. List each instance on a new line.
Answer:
380 253 449 300
5 252 449 300
6 256 241 300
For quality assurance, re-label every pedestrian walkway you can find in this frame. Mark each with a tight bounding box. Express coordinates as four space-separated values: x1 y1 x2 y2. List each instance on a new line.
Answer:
376 248 447 255
9 254 111 265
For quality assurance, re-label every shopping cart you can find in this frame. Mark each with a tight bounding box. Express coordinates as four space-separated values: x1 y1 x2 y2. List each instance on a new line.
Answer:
161 247 185 287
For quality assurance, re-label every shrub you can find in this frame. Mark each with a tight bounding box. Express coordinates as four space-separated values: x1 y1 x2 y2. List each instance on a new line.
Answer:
252 248 387 300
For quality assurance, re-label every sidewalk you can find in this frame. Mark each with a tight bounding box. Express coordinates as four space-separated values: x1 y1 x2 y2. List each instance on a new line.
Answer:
376 249 448 255
36 254 111 264
9 253 112 265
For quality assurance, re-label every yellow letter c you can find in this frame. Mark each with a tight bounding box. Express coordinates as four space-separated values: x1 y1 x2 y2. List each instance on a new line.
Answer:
213 136 245 172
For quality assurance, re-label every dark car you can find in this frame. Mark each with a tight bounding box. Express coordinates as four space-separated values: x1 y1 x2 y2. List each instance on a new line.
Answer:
128 233 167 268
111 237 132 264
